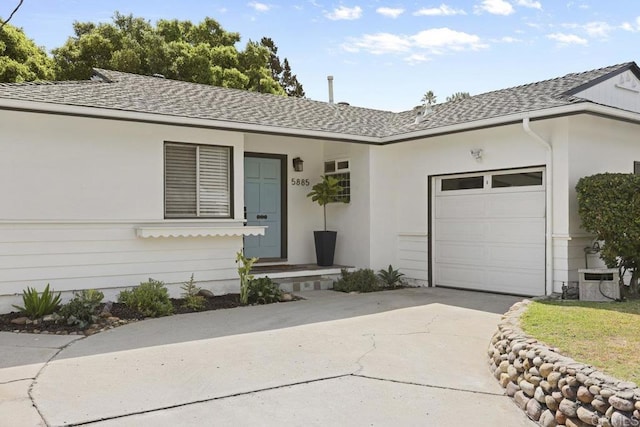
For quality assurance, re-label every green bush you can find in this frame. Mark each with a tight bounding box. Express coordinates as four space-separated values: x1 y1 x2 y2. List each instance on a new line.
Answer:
59 289 104 328
180 274 205 311
333 269 381 293
247 277 282 304
118 279 173 317
377 265 405 288
576 173 640 296
12 284 62 319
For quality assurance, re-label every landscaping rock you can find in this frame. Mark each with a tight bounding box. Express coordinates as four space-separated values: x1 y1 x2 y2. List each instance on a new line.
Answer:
520 380 535 397
611 411 634 427
197 289 215 298
539 409 557 427
506 381 520 397
576 406 599 425
609 395 634 412
577 386 594 404
559 399 580 418
514 390 530 410
526 398 543 421
10 317 28 325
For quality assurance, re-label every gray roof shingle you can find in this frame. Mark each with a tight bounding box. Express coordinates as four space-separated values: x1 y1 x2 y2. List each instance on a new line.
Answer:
0 62 636 142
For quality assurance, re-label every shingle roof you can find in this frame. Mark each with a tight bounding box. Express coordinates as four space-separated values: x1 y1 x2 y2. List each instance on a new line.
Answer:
0 62 636 142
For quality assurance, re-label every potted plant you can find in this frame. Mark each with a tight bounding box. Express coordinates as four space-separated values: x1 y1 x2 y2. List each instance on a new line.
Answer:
307 175 346 266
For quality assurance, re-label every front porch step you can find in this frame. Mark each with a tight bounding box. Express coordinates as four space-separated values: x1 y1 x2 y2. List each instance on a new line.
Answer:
273 275 336 293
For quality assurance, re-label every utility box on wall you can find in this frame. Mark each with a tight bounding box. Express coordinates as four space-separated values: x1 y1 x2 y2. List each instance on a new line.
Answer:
578 268 620 302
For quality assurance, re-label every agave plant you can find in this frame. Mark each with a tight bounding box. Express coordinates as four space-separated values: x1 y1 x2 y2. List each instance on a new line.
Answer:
12 284 62 319
377 265 405 288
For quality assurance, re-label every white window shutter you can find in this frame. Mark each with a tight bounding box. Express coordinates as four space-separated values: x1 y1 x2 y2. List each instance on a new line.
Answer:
165 144 197 217
198 145 231 217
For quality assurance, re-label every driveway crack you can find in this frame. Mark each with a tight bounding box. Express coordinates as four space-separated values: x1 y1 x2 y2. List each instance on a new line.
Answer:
353 333 377 375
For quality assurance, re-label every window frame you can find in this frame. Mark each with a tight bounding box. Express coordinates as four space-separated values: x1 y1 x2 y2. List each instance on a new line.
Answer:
164 141 234 219
324 158 351 203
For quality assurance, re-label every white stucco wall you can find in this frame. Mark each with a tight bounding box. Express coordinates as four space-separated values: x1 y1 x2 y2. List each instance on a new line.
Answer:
564 115 640 285
369 120 571 291
0 110 246 310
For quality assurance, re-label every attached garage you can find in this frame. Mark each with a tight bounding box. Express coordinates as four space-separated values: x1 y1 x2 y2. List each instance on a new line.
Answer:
432 168 546 296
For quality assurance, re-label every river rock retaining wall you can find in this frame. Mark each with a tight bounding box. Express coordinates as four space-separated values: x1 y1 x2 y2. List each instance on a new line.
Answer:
489 300 640 427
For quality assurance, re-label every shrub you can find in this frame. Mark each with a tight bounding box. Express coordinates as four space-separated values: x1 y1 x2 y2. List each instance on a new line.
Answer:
118 279 173 317
180 274 205 311
377 265 405 288
333 268 381 293
12 284 62 319
59 289 104 329
576 173 640 296
247 277 282 304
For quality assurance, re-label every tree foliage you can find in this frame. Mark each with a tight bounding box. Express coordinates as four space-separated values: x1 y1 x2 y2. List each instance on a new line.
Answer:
446 91 470 102
575 173 640 296
0 23 54 82
52 12 290 95
260 37 304 97
421 90 437 105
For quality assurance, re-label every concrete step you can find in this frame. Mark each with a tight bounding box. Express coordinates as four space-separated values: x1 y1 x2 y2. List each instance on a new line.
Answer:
273 275 337 293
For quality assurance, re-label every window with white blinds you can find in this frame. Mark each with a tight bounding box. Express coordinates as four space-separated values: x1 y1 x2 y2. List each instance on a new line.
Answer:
164 142 231 218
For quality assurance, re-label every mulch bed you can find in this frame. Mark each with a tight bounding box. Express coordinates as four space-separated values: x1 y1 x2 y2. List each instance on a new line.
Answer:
0 294 292 336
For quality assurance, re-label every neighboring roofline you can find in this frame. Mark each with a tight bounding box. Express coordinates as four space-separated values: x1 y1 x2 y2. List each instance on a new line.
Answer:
564 62 640 96
1 98 640 145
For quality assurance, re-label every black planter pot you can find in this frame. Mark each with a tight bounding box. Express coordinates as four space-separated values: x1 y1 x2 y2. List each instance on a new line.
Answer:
314 231 337 267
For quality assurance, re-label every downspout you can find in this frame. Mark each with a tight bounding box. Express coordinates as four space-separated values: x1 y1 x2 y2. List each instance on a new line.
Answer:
522 118 553 296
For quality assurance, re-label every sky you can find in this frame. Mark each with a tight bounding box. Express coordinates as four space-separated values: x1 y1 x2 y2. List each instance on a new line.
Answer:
5 0 640 112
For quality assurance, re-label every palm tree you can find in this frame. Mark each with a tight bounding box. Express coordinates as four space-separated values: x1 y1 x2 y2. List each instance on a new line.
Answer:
421 90 437 106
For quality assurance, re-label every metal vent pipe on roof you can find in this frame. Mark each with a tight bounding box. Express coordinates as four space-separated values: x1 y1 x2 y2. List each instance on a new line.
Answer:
327 75 334 104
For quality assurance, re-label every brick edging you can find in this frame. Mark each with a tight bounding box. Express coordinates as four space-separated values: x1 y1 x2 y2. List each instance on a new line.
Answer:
489 299 640 427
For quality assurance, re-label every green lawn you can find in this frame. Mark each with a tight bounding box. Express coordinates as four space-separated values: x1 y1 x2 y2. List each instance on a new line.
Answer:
520 300 640 384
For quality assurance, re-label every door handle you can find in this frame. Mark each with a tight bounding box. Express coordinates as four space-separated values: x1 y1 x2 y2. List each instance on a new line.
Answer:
257 214 268 220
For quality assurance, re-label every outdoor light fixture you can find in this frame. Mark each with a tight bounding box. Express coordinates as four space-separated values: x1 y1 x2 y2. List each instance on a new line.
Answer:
470 149 483 161
292 157 304 172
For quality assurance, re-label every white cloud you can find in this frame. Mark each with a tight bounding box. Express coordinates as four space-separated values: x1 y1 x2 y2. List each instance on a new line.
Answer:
342 33 412 54
500 36 522 42
342 28 487 57
248 2 270 12
474 0 515 15
515 0 542 9
414 4 466 16
377 7 404 18
547 32 588 46
583 21 614 37
326 5 363 20
405 53 430 64
621 17 640 32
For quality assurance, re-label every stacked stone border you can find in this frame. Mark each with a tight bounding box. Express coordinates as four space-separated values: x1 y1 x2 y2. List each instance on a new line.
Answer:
489 300 640 427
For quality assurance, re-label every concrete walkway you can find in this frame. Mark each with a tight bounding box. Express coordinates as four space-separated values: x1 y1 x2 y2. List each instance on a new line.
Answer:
0 288 536 426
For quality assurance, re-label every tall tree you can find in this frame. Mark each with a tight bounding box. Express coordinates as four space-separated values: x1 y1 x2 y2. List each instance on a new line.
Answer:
52 13 286 95
0 23 54 82
260 37 305 97
421 90 437 105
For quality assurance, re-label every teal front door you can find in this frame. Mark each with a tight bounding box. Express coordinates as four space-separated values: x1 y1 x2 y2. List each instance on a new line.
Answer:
244 156 282 259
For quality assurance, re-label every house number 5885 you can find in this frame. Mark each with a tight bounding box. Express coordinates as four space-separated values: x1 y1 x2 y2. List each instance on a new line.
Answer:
291 178 310 186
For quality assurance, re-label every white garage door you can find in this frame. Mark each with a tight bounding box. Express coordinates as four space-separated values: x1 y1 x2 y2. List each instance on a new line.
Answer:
433 168 545 296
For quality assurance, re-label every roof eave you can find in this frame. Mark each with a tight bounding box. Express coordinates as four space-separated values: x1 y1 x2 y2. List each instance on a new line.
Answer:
2 98 640 144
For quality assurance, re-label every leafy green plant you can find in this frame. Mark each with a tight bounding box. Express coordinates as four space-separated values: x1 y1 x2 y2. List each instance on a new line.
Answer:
180 274 205 311
59 289 105 328
247 277 282 304
333 268 381 293
307 175 346 231
576 173 640 297
377 265 405 288
117 279 173 317
236 251 258 304
12 284 62 319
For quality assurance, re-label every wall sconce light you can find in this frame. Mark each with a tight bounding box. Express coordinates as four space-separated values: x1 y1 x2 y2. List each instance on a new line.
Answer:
292 157 304 172
470 149 483 161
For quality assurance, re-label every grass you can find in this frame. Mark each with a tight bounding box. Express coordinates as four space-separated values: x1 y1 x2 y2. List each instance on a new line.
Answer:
520 300 640 384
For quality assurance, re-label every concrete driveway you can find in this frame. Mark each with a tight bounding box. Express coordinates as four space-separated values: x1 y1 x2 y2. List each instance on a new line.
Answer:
1 288 535 426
